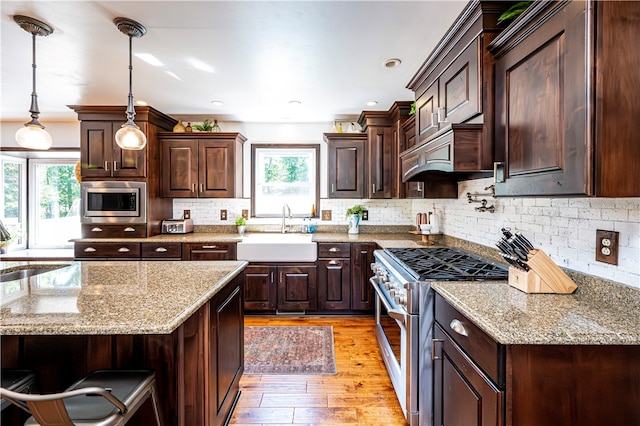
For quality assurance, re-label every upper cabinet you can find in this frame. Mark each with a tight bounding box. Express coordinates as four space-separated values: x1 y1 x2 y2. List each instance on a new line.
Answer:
159 132 246 198
324 133 367 199
403 1 513 182
490 0 640 197
359 111 393 199
70 105 176 180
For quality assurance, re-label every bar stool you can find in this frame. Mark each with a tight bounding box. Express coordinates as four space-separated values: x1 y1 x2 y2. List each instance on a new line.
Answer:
0 369 164 426
1 369 38 411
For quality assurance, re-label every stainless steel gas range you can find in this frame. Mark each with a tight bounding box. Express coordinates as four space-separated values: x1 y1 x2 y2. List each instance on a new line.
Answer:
370 247 508 426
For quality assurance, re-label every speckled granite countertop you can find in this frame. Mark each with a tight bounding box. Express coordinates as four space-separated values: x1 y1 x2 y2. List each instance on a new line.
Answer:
431 280 640 345
0 260 247 336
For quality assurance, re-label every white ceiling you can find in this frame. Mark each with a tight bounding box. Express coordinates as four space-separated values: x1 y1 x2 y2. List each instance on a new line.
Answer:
1 1 466 124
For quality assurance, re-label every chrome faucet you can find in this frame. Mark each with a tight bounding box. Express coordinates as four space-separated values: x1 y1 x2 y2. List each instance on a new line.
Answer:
281 203 292 233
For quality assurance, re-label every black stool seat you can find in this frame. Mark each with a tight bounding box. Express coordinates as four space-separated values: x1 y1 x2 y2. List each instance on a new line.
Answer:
1 369 37 411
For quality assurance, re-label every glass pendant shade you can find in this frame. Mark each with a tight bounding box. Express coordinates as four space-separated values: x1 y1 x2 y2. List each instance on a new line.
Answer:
15 124 53 150
115 122 147 150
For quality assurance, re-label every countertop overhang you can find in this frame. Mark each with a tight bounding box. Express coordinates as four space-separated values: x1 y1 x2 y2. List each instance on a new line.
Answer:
0 260 247 336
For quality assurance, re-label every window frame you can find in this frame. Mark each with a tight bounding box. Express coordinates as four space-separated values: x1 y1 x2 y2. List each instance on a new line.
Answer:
1 155 27 250
251 144 320 218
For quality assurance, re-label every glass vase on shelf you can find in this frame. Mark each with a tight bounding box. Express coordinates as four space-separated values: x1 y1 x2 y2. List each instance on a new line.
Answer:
212 119 221 132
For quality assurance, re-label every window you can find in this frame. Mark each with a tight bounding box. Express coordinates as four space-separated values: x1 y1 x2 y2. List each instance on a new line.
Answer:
28 159 81 248
251 144 320 217
1 156 27 249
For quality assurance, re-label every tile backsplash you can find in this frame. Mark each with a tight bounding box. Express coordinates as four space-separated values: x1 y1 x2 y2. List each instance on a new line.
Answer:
174 177 640 288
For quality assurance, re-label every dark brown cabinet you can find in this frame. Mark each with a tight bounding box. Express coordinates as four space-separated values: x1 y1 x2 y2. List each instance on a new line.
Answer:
141 242 182 260
80 224 147 239
277 265 317 311
491 0 640 197
324 133 367 198
74 242 141 260
244 265 276 311
317 243 351 311
350 243 376 311
434 291 640 426
244 264 317 312
401 115 425 199
359 111 393 199
159 133 246 198
403 1 511 185
209 277 244 426
182 242 236 260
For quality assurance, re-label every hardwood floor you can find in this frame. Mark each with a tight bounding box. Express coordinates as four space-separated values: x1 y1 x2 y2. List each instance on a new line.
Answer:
230 316 407 425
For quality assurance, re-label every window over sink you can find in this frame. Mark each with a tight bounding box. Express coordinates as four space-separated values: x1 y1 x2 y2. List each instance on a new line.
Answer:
251 144 319 218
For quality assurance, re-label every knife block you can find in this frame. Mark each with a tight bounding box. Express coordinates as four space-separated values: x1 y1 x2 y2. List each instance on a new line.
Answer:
508 249 577 294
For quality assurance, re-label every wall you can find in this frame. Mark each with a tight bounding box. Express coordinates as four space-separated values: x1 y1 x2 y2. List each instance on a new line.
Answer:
412 178 640 289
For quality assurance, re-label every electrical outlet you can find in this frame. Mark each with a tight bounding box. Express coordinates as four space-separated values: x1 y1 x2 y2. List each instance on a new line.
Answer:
220 209 227 221
242 209 249 220
362 210 369 221
596 229 619 265
321 210 332 221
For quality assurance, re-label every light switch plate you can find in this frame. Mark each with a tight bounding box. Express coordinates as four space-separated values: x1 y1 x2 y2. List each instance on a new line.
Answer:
595 229 618 265
220 209 227 221
321 210 332 221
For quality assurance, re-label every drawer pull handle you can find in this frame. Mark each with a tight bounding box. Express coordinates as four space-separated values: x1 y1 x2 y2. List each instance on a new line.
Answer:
202 245 218 249
113 161 118 171
123 227 136 232
192 183 196 192
91 227 103 232
83 247 97 253
155 247 168 253
104 161 109 171
328 260 339 265
117 247 130 253
450 319 468 337
432 338 444 360
328 247 341 252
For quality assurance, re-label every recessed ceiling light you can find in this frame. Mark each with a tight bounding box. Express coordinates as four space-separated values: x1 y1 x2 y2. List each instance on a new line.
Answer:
383 58 402 68
135 53 163 67
288 100 302 106
135 100 148 106
211 100 224 106
366 100 378 106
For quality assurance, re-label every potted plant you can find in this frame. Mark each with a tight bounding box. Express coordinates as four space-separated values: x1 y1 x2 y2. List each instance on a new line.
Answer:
192 119 213 132
346 205 366 235
235 217 247 236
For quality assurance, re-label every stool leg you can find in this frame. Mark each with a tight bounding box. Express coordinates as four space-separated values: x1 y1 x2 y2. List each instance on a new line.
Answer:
149 382 164 426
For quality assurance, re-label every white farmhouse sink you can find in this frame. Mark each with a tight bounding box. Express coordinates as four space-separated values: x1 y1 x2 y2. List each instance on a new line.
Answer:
236 233 317 262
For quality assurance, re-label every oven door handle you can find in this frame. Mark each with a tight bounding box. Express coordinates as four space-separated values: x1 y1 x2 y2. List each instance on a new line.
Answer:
369 277 407 326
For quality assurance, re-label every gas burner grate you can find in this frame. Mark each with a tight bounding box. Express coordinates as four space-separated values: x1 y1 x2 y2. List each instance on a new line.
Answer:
384 247 508 281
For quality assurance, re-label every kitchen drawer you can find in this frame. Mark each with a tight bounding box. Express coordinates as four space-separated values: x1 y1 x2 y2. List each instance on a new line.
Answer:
318 243 351 258
74 242 141 259
435 293 505 386
81 224 147 238
182 242 236 260
141 242 182 259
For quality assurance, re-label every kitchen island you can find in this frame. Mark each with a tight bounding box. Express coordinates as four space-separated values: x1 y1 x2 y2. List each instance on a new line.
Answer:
0 260 247 426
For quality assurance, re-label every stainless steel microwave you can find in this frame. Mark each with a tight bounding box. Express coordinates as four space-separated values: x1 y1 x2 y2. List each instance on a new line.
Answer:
80 181 147 224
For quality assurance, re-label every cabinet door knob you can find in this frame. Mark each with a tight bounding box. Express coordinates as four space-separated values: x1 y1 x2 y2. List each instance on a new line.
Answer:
91 227 103 232
331 184 335 193
117 247 130 253
113 161 118 171
328 247 341 252
372 184 376 193
104 161 109 171
83 247 97 253
123 227 136 232
200 183 204 193
449 319 468 336
155 247 168 252
192 183 196 192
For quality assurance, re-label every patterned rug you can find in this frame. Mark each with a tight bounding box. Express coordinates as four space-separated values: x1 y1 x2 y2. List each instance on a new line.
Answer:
244 326 337 375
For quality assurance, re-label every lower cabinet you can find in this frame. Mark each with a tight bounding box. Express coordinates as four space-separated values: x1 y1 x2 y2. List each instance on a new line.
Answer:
244 264 317 312
74 241 234 261
351 243 376 311
433 292 640 426
317 258 351 310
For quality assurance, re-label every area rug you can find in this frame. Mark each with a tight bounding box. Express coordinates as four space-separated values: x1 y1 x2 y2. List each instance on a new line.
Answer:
244 326 337 375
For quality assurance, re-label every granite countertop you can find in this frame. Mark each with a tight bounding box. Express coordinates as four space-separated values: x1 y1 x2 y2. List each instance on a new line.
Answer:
432 280 640 346
0 260 247 336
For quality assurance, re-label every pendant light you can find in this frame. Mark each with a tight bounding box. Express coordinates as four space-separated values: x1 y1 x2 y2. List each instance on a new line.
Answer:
13 15 54 150
113 17 147 150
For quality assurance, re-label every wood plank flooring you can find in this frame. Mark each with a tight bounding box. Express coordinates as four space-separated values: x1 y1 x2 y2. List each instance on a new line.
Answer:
230 316 407 425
